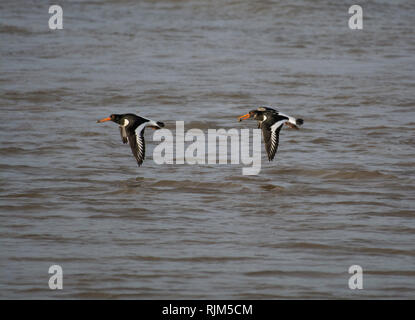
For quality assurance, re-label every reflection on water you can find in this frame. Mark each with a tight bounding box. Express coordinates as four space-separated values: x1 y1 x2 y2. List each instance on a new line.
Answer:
0 0 414 299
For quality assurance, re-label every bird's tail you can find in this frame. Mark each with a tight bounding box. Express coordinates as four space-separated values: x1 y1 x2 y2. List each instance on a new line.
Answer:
284 116 304 129
296 118 304 126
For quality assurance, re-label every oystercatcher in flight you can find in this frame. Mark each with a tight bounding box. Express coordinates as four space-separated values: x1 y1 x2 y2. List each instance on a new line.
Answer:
97 113 164 166
238 106 304 161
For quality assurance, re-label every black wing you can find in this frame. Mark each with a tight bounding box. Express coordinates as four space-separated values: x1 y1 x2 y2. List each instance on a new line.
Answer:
262 119 284 161
127 130 145 167
119 126 128 144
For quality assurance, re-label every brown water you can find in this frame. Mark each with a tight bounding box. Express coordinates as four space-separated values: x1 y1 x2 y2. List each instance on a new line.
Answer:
1 0 414 299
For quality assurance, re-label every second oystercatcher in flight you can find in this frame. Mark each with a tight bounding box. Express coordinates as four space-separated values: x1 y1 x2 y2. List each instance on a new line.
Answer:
238 106 304 161
97 113 164 166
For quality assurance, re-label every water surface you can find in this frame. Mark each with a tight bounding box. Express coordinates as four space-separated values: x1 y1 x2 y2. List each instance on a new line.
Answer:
0 0 414 299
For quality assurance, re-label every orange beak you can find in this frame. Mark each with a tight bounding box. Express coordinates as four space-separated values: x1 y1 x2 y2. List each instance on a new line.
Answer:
238 113 250 122
97 117 111 123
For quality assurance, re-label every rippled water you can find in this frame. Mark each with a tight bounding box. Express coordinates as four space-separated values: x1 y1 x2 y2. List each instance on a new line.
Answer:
1 0 414 299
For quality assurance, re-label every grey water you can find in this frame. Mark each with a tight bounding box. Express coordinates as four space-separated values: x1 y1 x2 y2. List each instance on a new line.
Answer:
0 0 414 299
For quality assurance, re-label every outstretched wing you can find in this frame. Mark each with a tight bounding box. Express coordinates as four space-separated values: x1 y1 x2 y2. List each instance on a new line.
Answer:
127 130 145 166
262 119 285 161
119 126 128 144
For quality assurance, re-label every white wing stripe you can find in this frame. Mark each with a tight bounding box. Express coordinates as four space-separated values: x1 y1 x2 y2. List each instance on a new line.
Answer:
136 122 147 135
136 134 145 164
278 113 296 125
268 120 285 159
271 119 287 131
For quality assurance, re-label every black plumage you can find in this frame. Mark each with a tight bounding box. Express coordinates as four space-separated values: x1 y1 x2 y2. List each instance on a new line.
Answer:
238 106 304 161
97 113 164 167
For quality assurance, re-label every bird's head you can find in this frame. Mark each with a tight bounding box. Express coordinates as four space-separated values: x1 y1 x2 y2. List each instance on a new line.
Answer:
238 110 262 122
97 114 122 124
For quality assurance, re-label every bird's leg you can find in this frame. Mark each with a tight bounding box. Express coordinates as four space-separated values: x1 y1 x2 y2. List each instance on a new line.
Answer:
285 122 298 129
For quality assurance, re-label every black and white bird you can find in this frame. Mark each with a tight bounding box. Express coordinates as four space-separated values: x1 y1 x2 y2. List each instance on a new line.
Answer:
238 106 304 161
97 113 164 166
